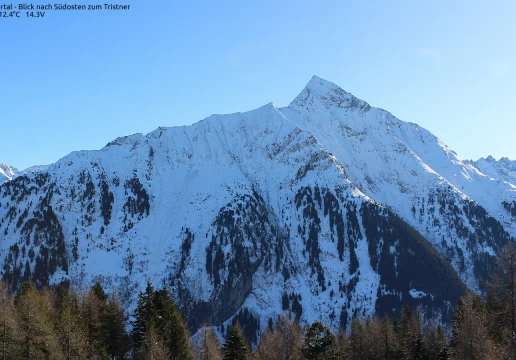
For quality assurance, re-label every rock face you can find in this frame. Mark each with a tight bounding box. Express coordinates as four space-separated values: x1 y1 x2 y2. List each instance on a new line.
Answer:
0 77 513 342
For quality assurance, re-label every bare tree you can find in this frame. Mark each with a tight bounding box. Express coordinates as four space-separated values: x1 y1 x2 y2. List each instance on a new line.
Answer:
0 281 18 360
487 241 516 354
450 292 495 360
194 323 222 360
15 282 63 360
255 312 304 360
142 327 171 360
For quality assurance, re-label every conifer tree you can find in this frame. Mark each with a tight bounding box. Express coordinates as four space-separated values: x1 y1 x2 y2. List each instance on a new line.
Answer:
131 282 157 358
141 327 171 360
424 323 447 360
152 288 192 359
301 321 335 360
222 323 251 360
334 328 351 360
255 312 303 360
362 317 386 360
349 318 364 360
195 323 222 360
82 283 109 359
0 281 18 360
450 293 494 360
53 285 88 359
100 291 131 360
14 282 63 359
486 241 516 354
395 305 426 359
485 290 505 347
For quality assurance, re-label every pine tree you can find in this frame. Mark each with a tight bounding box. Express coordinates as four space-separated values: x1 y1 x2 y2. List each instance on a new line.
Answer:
398 306 422 358
131 282 157 358
301 321 336 360
53 285 88 359
82 283 109 359
424 323 447 360
100 291 131 360
153 287 192 360
222 323 251 360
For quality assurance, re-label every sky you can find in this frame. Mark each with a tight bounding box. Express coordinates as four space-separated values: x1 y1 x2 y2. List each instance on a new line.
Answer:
1 0 515 170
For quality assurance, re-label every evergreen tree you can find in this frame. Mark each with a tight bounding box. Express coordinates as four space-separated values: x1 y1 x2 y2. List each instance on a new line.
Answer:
424 324 447 360
53 285 88 359
152 288 193 360
392 305 427 359
222 323 251 360
82 283 109 359
92 282 109 303
301 321 336 360
131 282 157 358
100 291 131 360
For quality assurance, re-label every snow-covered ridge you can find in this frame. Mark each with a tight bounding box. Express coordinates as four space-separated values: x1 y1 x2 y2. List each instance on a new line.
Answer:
0 163 19 183
0 76 513 341
472 156 516 186
290 76 371 112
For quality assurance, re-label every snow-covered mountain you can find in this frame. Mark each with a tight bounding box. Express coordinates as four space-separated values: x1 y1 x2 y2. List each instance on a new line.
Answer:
0 77 513 341
281 77 516 290
0 163 18 184
473 156 516 186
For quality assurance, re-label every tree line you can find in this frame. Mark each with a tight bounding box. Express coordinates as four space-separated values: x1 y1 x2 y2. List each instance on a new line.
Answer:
0 242 515 359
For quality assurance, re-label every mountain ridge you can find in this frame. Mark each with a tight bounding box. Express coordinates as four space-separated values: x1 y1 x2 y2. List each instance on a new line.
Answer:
0 163 18 184
0 76 513 341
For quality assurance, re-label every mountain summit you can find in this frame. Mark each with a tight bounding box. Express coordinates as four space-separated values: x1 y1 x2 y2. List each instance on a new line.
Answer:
290 75 371 112
0 163 18 183
0 77 513 342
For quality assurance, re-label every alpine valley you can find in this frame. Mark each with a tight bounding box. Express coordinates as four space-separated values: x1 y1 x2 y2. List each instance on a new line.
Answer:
1 77 515 343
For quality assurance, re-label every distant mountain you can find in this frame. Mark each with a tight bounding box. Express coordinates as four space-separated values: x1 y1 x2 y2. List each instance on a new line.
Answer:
0 163 18 184
0 77 513 342
473 156 516 185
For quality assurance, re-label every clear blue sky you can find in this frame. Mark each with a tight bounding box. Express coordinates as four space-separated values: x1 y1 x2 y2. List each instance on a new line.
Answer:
1 0 515 170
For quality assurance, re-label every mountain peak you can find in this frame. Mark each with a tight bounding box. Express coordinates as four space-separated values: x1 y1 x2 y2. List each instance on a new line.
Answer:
289 76 371 112
0 163 19 183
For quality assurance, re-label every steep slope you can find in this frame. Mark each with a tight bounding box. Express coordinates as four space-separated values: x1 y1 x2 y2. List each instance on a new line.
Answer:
280 76 515 290
0 163 18 184
0 102 465 341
